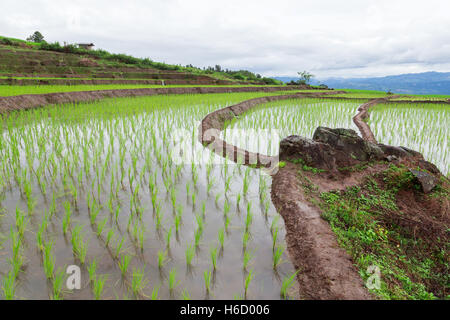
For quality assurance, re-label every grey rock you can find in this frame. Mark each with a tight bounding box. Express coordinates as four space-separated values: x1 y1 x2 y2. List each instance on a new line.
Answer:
378 144 412 158
279 135 337 170
312 127 384 161
409 169 438 193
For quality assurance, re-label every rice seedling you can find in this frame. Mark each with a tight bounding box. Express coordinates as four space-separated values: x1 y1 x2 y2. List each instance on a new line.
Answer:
115 236 125 259
166 227 172 249
204 269 212 294
181 289 190 300
96 216 108 237
118 254 132 277
92 275 107 300
168 268 178 292
272 226 279 251
242 168 250 196
243 250 252 271
273 246 285 269
280 271 300 299
71 225 88 264
214 192 221 206
1 271 16 300
15 207 28 238
270 215 280 234
218 228 225 249
236 192 241 210
43 241 55 279
194 227 202 248
201 201 206 217
62 201 72 235
244 269 254 299
223 199 230 216
185 244 195 266
36 227 44 252
88 259 97 282
52 268 65 300
245 203 253 232
131 266 148 296
191 191 197 207
106 229 115 247
224 214 231 232
195 213 204 232
242 231 250 250
210 247 218 270
151 286 160 300
174 211 182 233
157 250 167 269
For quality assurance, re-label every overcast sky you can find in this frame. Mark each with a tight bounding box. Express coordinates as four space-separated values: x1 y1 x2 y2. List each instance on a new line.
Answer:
1 0 449 78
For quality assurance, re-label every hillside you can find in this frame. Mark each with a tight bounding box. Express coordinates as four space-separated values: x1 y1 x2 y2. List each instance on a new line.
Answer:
0 36 281 86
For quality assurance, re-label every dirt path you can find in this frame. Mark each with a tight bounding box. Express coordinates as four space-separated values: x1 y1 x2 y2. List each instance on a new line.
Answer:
271 162 373 299
352 98 387 143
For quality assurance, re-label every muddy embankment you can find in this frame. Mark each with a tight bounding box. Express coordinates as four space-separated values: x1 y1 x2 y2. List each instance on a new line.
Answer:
0 85 312 113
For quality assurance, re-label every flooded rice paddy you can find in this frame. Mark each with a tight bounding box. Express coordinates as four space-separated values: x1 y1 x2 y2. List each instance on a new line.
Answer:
0 92 299 300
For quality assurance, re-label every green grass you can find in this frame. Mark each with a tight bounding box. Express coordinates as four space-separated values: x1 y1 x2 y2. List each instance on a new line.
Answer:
317 164 448 299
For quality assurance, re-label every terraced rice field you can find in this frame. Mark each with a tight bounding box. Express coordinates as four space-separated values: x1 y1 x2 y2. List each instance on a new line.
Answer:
0 92 301 300
368 102 450 176
0 87 448 300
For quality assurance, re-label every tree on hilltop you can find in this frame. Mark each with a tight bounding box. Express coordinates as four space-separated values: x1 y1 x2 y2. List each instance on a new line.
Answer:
297 71 314 84
27 31 45 43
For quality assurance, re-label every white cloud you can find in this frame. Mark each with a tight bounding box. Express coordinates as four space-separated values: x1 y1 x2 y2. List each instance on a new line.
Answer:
1 0 449 78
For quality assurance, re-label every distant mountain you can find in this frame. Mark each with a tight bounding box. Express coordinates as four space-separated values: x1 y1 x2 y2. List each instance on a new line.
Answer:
274 72 450 95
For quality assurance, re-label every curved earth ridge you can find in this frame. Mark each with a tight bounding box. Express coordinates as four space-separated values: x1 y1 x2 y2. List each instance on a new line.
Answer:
198 90 347 171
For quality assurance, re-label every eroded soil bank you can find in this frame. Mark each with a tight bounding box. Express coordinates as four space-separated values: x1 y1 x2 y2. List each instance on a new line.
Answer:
275 127 449 299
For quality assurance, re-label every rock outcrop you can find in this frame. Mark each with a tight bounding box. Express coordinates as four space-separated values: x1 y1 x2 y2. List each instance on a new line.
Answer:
280 127 430 172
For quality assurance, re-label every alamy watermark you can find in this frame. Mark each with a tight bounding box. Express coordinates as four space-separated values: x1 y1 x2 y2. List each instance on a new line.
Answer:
365 265 381 290
66 265 81 290
170 125 281 174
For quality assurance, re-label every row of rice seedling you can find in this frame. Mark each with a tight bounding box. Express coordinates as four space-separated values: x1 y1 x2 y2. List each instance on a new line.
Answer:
0 84 286 97
0 91 301 299
368 103 449 176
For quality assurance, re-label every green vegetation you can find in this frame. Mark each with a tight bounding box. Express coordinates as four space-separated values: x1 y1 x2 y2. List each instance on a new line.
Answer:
318 164 448 299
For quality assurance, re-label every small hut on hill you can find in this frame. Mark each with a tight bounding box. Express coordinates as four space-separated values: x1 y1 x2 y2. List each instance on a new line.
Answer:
77 43 94 50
